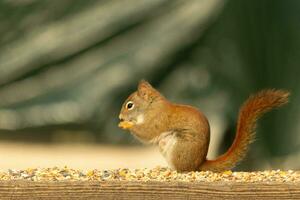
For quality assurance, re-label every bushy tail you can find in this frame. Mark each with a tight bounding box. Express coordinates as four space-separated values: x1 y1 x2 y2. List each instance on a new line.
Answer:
199 89 290 172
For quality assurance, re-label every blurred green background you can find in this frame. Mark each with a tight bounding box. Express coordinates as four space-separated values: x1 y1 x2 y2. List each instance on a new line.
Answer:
0 0 299 170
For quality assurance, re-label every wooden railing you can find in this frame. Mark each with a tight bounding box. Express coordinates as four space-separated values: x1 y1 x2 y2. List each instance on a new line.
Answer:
0 180 299 199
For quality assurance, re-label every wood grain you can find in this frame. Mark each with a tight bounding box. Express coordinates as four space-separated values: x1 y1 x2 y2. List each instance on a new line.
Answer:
0 180 299 200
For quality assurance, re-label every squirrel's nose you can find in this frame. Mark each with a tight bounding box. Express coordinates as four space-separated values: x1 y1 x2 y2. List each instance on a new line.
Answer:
119 114 124 121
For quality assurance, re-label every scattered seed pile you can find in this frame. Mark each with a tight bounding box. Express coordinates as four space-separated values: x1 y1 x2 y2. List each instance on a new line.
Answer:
0 166 299 182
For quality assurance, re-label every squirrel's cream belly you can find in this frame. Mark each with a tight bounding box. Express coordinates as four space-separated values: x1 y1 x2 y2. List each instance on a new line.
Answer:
157 132 177 169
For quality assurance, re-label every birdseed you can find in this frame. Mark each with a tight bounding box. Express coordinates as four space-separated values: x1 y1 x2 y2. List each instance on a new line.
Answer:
0 166 299 182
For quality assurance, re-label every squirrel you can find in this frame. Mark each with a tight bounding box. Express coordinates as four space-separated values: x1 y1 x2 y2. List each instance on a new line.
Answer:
118 80 289 172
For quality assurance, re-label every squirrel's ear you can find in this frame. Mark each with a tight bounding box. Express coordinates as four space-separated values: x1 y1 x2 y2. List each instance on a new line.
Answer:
137 80 156 100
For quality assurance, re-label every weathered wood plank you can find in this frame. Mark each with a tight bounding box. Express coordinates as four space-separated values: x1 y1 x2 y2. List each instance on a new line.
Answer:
0 180 299 200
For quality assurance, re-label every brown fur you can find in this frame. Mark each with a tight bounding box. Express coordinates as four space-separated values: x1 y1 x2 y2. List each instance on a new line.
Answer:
119 80 289 172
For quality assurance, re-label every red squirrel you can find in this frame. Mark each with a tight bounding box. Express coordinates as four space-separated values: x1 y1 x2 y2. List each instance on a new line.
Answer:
118 80 289 172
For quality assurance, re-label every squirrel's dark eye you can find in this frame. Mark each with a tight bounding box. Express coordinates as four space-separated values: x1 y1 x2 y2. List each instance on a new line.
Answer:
126 101 134 110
